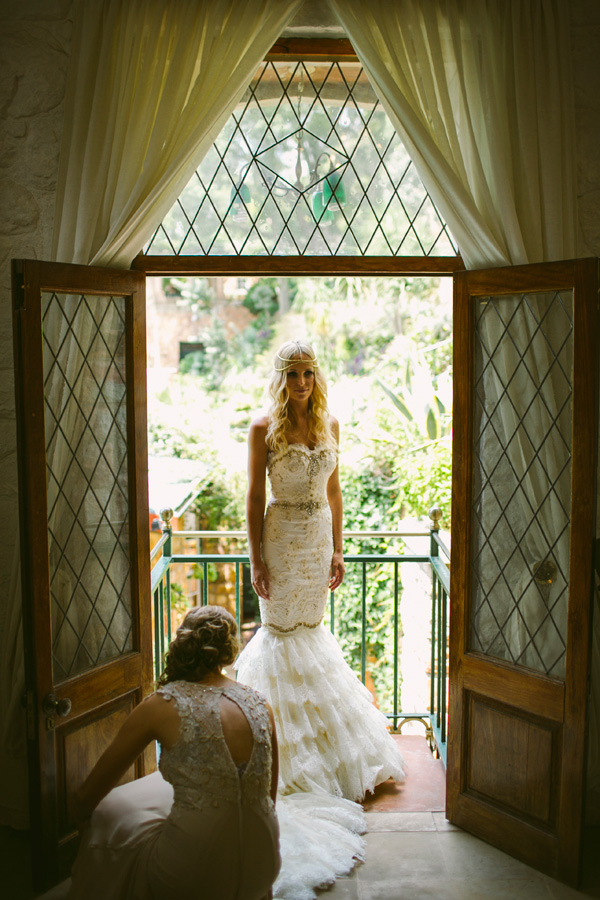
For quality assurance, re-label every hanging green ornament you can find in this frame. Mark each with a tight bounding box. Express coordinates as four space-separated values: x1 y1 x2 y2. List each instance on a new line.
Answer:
323 172 346 207
312 191 334 223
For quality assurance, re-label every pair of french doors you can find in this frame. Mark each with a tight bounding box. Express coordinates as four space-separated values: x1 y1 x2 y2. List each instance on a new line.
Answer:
14 256 598 889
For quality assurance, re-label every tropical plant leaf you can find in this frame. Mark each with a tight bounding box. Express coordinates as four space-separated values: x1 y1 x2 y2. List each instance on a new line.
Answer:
376 379 413 421
426 406 439 440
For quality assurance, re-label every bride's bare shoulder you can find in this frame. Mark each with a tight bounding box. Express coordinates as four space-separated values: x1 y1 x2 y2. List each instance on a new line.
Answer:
249 414 269 436
248 416 270 454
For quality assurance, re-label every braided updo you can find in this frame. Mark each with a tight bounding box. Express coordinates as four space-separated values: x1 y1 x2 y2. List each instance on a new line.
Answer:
157 605 239 686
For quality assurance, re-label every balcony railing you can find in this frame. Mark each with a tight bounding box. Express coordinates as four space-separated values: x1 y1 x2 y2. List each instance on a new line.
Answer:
150 509 450 764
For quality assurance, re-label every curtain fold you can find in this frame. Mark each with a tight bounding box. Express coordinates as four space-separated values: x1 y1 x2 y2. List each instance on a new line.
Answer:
52 0 302 268
326 0 577 269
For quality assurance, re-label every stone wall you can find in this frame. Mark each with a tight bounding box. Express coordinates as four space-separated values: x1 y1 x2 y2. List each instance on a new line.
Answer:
0 0 73 828
0 0 73 591
571 0 600 256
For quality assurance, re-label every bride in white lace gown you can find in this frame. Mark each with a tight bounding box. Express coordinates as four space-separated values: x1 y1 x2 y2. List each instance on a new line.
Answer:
236 340 406 899
42 606 280 900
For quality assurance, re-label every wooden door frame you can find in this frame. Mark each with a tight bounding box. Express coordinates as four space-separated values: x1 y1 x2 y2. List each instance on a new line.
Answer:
448 257 599 884
13 259 154 887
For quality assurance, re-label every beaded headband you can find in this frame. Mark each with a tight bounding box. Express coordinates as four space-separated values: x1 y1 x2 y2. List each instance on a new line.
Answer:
273 341 319 372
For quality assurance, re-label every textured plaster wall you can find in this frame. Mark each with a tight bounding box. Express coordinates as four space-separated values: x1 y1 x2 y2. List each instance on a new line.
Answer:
571 0 600 257
0 0 73 827
0 0 73 573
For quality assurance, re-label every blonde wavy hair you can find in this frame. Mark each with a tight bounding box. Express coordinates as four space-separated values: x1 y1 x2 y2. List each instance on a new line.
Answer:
157 605 239 685
265 340 336 454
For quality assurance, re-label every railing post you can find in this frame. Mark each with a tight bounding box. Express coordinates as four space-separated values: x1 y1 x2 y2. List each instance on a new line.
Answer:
429 506 442 553
160 507 174 648
429 506 442 750
361 563 367 684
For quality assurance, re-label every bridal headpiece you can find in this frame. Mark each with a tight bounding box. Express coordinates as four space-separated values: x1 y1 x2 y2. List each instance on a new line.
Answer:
274 340 319 372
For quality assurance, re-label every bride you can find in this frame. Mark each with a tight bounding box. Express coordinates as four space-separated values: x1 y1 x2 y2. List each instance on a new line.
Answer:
236 339 406 898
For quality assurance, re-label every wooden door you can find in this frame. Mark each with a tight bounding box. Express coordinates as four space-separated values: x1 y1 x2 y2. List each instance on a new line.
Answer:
12 260 154 890
448 257 599 884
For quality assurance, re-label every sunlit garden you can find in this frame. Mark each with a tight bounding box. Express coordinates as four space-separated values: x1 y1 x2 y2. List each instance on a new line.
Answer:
147 273 452 713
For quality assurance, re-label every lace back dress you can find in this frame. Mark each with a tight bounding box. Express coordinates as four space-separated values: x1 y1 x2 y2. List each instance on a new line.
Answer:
66 680 280 900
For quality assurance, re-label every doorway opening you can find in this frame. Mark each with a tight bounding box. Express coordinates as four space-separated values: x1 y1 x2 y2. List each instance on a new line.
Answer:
145 271 453 814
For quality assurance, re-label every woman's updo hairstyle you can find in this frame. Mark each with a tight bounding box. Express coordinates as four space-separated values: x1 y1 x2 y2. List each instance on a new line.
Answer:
158 605 239 685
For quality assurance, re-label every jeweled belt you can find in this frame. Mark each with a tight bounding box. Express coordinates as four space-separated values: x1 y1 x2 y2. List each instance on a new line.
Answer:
269 498 326 515
262 620 322 634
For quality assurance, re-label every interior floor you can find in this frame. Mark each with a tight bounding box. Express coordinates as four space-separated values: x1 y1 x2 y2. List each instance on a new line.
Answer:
3 735 598 900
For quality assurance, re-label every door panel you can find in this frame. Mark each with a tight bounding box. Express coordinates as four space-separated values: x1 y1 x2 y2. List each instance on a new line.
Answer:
448 258 598 885
59 694 137 836
12 260 154 889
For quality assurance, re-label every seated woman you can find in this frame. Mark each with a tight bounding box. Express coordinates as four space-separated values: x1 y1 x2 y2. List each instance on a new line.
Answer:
40 605 280 900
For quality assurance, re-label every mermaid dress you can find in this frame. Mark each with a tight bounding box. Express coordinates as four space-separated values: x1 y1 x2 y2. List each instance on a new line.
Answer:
61 680 280 900
235 443 406 898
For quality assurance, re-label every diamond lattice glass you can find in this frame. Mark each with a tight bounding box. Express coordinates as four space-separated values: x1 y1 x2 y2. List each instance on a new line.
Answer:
43 292 132 682
470 291 573 679
145 61 457 257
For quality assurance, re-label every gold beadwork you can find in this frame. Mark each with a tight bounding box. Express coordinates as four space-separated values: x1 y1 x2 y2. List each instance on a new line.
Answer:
270 498 326 515
264 621 321 634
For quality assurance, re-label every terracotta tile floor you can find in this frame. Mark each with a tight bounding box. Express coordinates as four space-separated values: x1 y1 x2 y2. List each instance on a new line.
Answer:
363 734 446 813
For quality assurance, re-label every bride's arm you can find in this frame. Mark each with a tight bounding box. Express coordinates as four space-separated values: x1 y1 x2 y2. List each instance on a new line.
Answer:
327 418 345 590
247 417 271 600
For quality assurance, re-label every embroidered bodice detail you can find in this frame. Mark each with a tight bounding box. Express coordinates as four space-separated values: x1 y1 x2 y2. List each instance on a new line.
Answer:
260 444 338 634
157 680 273 818
267 443 336 511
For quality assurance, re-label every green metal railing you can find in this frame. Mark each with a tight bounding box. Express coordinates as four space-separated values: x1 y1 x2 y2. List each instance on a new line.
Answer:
150 509 450 763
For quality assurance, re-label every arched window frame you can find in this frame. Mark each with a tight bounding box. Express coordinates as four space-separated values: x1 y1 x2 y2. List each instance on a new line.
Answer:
133 39 465 279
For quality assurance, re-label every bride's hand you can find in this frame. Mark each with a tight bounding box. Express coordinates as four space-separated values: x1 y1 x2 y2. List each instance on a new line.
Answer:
251 560 271 600
329 551 345 591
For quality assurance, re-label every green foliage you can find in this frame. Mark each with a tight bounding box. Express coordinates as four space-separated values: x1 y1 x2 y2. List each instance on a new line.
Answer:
392 439 452 528
179 313 229 389
242 279 279 317
164 276 215 311
332 463 401 707
376 340 452 443
168 581 188 623
191 470 246 531
148 274 453 711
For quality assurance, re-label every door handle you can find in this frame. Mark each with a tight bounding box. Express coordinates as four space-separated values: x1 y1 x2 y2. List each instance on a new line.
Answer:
42 693 72 717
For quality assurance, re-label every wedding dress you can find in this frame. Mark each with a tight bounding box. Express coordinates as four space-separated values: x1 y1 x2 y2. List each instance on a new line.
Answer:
63 680 280 900
236 443 406 899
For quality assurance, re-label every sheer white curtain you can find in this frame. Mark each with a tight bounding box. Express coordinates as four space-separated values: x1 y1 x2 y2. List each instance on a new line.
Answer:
327 0 577 269
327 0 599 815
53 0 302 268
2 0 301 829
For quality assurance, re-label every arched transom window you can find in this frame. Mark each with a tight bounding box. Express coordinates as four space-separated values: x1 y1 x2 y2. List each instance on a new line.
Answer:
144 55 458 261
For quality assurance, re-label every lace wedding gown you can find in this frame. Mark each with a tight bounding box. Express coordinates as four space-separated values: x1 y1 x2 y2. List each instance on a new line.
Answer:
64 680 280 900
236 443 406 899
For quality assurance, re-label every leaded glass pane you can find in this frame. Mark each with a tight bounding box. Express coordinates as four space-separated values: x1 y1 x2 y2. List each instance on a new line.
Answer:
470 291 573 679
42 292 132 682
146 61 457 257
